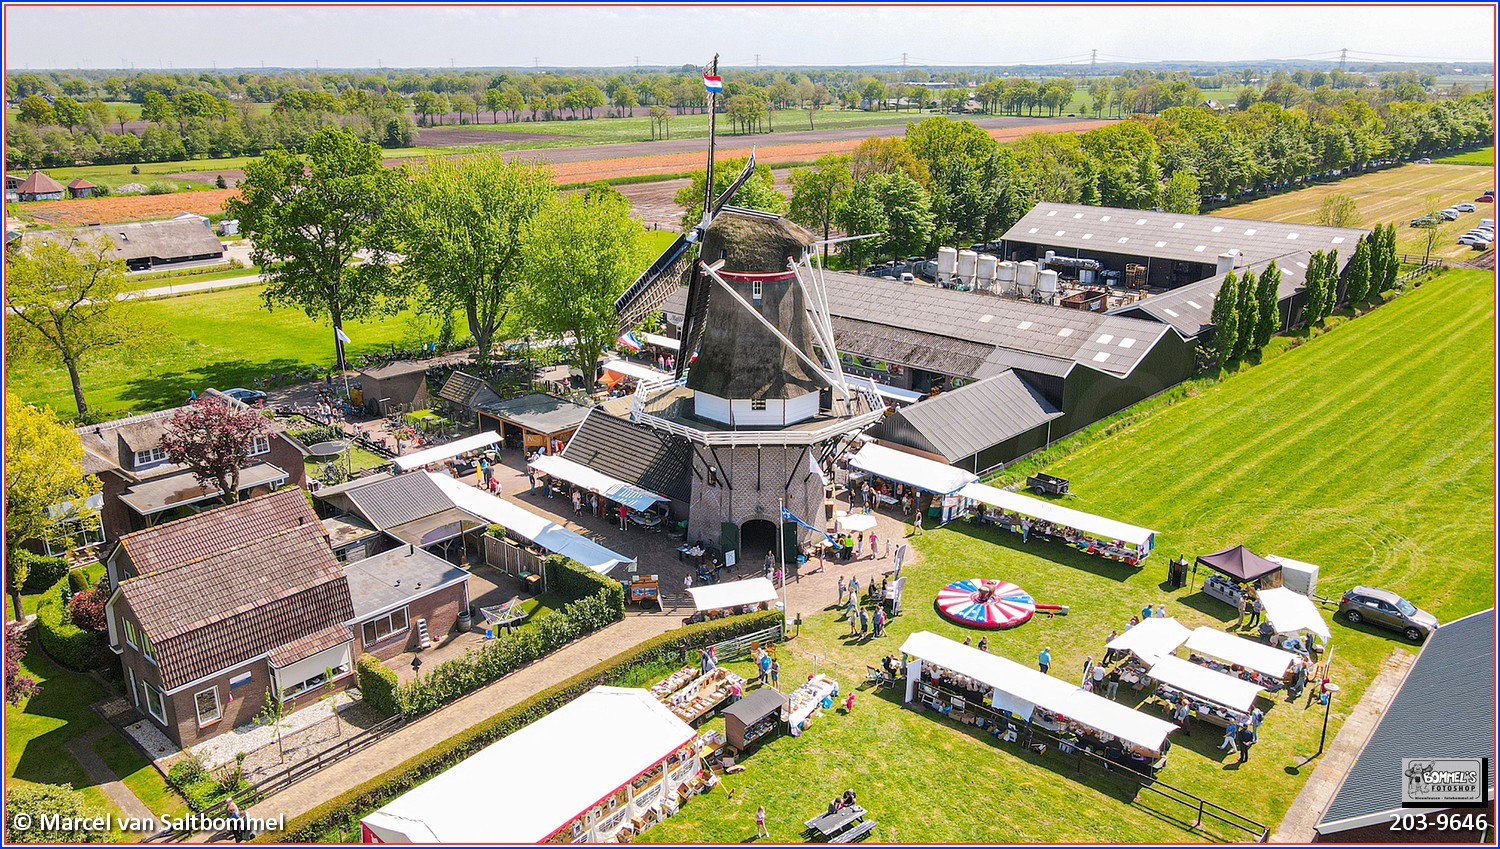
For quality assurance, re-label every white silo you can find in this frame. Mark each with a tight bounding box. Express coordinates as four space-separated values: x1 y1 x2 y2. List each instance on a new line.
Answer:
1037 269 1060 302
937 247 958 285
997 261 1017 293
1044 250 1056 268
957 250 979 288
1017 260 1039 296
976 254 998 292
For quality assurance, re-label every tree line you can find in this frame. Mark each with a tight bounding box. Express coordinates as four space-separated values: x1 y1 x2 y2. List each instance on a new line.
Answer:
775 91 1491 262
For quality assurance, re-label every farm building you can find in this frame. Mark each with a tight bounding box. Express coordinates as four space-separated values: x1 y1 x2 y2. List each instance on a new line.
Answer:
15 169 64 201
37 218 227 270
5 173 21 202
1109 250 1318 340
67 178 96 198
435 371 502 421
475 392 591 453
355 360 432 416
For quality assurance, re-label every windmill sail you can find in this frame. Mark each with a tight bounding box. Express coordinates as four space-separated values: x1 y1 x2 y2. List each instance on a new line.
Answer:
615 232 693 333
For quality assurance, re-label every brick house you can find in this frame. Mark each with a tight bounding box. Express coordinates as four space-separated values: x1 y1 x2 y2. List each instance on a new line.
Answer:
104 489 470 748
69 389 307 554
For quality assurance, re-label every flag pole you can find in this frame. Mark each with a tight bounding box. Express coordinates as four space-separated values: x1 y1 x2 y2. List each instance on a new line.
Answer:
703 54 718 224
778 497 788 633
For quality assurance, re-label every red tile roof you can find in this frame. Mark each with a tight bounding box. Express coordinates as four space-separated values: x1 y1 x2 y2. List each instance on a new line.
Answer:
117 488 320 576
17 170 63 195
67 178 95 189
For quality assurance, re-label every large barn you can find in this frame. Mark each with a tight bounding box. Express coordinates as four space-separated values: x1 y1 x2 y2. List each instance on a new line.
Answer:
40 218 227 271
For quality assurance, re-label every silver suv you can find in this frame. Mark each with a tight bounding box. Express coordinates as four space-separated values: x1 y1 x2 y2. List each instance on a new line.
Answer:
1338 586 1439 642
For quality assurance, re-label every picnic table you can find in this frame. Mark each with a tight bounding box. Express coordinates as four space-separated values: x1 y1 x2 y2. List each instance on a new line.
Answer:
806 805 866 838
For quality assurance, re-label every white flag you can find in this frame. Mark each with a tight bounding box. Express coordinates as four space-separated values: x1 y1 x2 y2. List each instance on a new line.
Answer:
334 326 351 345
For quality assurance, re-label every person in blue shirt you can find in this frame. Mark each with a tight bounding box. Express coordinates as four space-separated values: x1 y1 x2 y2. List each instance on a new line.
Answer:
1038 647 1052 674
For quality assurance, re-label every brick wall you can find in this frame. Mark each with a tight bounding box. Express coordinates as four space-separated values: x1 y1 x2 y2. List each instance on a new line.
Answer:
354 582 468 661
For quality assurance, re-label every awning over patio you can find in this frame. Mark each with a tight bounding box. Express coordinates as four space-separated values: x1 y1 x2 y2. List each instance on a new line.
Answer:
393 431 501 472
386 506 487 548
117 462 288 516
641 332 680 351
1106 617 1192 662
602 359 672 382
848 443 976 496
1146 655 1262 713
960 482 1156 549
1256 587 1332 641
528 454 667 512
1184 626 1299 679
687 578 778 613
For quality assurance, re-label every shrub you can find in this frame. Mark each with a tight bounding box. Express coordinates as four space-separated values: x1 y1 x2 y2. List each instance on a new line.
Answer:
11 551 69 594
5 784 108 843
144 181 173 195
35 582 103 671
263 611 782 843
545 555 625 614
167 754 207 788
66 568 92 595
66 578 109 633
130 165 140 174
356 654 400 718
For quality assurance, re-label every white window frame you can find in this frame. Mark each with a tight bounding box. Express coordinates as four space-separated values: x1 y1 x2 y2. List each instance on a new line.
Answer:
194 686 222 727
142 682 167 725
123 620 139 650
127 668 138 708
43 518 105 556
751 280 763 301
279 662 351 700
361 607 409 646
140 629 157 665
133 446 168 468
249 435 271 456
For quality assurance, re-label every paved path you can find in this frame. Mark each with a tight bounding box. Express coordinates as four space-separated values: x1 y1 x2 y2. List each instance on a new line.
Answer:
1270 648 1418 842
64 725 155 824
119 274 262 301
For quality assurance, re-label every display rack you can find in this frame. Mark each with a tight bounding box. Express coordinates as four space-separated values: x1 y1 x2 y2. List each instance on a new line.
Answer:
783 674 838 728
663 667 745 724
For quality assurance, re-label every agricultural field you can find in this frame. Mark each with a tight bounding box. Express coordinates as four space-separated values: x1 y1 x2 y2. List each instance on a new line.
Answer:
1435 145 1494 167
642 268 1494 843
1218 160 1496 261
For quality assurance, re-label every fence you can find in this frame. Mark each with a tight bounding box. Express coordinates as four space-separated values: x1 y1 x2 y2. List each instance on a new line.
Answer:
1398 260 1445 286
906 679 1270 843
687 623 786 665
484 534 546 577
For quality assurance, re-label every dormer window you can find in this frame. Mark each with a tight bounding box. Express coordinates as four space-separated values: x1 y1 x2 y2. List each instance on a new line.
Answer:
133 446 168 467
750 398 767 411
752 280 762 301
249 435 271 456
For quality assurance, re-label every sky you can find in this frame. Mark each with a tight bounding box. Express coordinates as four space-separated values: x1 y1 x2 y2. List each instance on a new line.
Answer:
3 4 1495 71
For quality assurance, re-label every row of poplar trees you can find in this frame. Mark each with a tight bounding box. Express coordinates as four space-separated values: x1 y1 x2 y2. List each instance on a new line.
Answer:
1209 222 1399 365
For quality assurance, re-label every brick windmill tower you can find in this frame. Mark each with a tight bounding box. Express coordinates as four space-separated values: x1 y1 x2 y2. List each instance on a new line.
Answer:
610 57 885 565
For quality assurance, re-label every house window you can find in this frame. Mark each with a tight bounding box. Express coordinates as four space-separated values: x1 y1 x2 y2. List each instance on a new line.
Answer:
123 620 139 649
194 687 222 727
140 630 157 665
249 435 271 456
361 607 409 646
142 682 167 725
751 280 763 301
133 447 168 468
750 399 767 411
279 662 351 700
43 519 104 556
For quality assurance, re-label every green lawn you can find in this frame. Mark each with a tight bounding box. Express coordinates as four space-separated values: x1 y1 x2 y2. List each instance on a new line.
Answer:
121 265 261 293
643 269 1494 842
305 446 391 483
93 732 190 822
1434 146 1494 167
18 563 106 619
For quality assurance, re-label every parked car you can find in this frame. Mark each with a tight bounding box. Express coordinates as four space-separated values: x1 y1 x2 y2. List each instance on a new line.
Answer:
221 387 268 404
1338 586 1439 642
1416 157 1432 164
1410 215 1441 227
1479 195 1496 203
1480 218 1494 229
1455 202 1477 213
1458 234 1484 245
1472 240 1492 251
1437 208 1460 221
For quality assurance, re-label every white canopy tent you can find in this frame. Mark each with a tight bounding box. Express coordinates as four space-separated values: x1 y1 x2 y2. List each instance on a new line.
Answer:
960 483 1157 550
1146 655 1262 713
602 358 672 382
528 454 668 513
833 512 878 532
848 443 976 496
361 687 695 843
1185 626 1299 679
899 631 1176 755
641 332 680 351
1256 587 1332 641
1106 617 1192 662
429 473 634 574
687 578 778 613
393 430 501 472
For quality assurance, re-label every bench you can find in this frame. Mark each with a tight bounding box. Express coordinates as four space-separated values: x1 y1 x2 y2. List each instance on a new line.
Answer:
829 820 877 843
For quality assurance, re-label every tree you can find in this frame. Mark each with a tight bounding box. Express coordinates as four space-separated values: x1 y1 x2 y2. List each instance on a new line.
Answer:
1375 223 1399 294
516 190 647 389
1302 251 1326 326
1253 260 1280 349
401 156 555 368
412 90 444 126
1317 193 1360 228
875 171 935 261
1345 234 1373 305
788 154 853 261
5 784 108 843
609 84 636 118
160 396 272 505
834 178 888 271
225 127 407 375
672 156 785 228
111 104 131 134
3 394 100 589
483 88 507 123
51 96 86 133
141 90 172 124
1232 260 1258 359
3 238 134 417
448 93 476 124
1210 271 1240 363
1160 169 1201 214
16 94 54 126
5 623 40 705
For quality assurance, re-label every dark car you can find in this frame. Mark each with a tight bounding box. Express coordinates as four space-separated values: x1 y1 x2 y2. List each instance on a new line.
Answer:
221 387 268 404
1337 586 1439 642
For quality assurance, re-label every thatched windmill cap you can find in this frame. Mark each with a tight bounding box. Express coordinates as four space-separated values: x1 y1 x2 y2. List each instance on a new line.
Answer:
700 210 815 274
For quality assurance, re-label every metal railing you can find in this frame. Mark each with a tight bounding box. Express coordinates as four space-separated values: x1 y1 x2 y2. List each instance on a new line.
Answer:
688 623 785 665
628 379 887 447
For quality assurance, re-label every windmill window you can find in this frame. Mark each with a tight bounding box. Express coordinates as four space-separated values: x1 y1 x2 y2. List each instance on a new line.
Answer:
750 399 767 411
752 281 762 301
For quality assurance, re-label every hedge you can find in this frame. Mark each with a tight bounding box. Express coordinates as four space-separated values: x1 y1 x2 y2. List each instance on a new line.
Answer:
65 568 93 595
34 582 103 671
356 654 401 718
545 554 625 614
262 610 783 843
10 551 69 594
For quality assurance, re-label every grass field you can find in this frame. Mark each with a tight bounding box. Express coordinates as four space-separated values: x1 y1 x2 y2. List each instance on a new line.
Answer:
1218 161 1496 261
1435 146 1495 167
641 268 1494 843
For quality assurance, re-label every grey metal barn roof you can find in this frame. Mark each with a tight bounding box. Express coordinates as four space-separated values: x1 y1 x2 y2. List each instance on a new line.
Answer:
874 372 1061 463
477 392 591 436
1110 251 1315 338
821 272 1171 379
49 218 225 264
562 408 693 503
342 472 454 530
437 371 502 409
831 317 1000 380
1001 203 1367 267
1317 608 1496 834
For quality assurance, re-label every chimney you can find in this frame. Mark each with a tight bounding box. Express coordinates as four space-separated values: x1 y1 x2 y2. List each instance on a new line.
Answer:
407 544 414 556
1216 250 1241 276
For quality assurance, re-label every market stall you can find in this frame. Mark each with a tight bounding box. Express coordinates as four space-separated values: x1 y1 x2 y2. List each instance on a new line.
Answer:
393 430 501 473
784 674 839 732
899 631 1177 763
685 578 779 623
1106 617 1191 663
529 453 669 513
1257 586 1332 642
1195 545 1283 606
1146 655 1262 724
660 666 746 724
847 443 976 524
1184 626 1298 683
359 686 697 844
724 687 787 751
960 483 1157 564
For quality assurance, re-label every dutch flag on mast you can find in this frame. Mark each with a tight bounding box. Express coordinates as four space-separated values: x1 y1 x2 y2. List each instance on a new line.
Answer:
703 72 723 94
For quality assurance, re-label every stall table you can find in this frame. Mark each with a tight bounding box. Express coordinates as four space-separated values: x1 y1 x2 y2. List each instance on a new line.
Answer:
663 668 745 724
723 688 786 751
784 674 839 730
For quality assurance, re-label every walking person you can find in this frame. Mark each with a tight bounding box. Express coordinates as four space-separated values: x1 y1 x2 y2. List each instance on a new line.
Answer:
858 606 870 637
849 576 860 601
1038 646 1051 674
755 805 768 839
1247 593 1263 628
1103 630 1119 664
1091 661 1107 691
873 606 886 638
1235 594 1249 629
1081 656 1094 686
770 658 780 687
1236 724 1257 763
527 466 537 494
1105 667 1121 700
1020 517 1031 543
837 576 846 605
912 509 923 535
869 531 880 558
571 489 582 516
848 603 860 636
1219 717 1240 753
758 651 772 685
854 532 864 559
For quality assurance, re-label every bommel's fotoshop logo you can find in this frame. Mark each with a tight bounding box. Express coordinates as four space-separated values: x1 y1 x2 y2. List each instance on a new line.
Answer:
1402 759 1490 806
